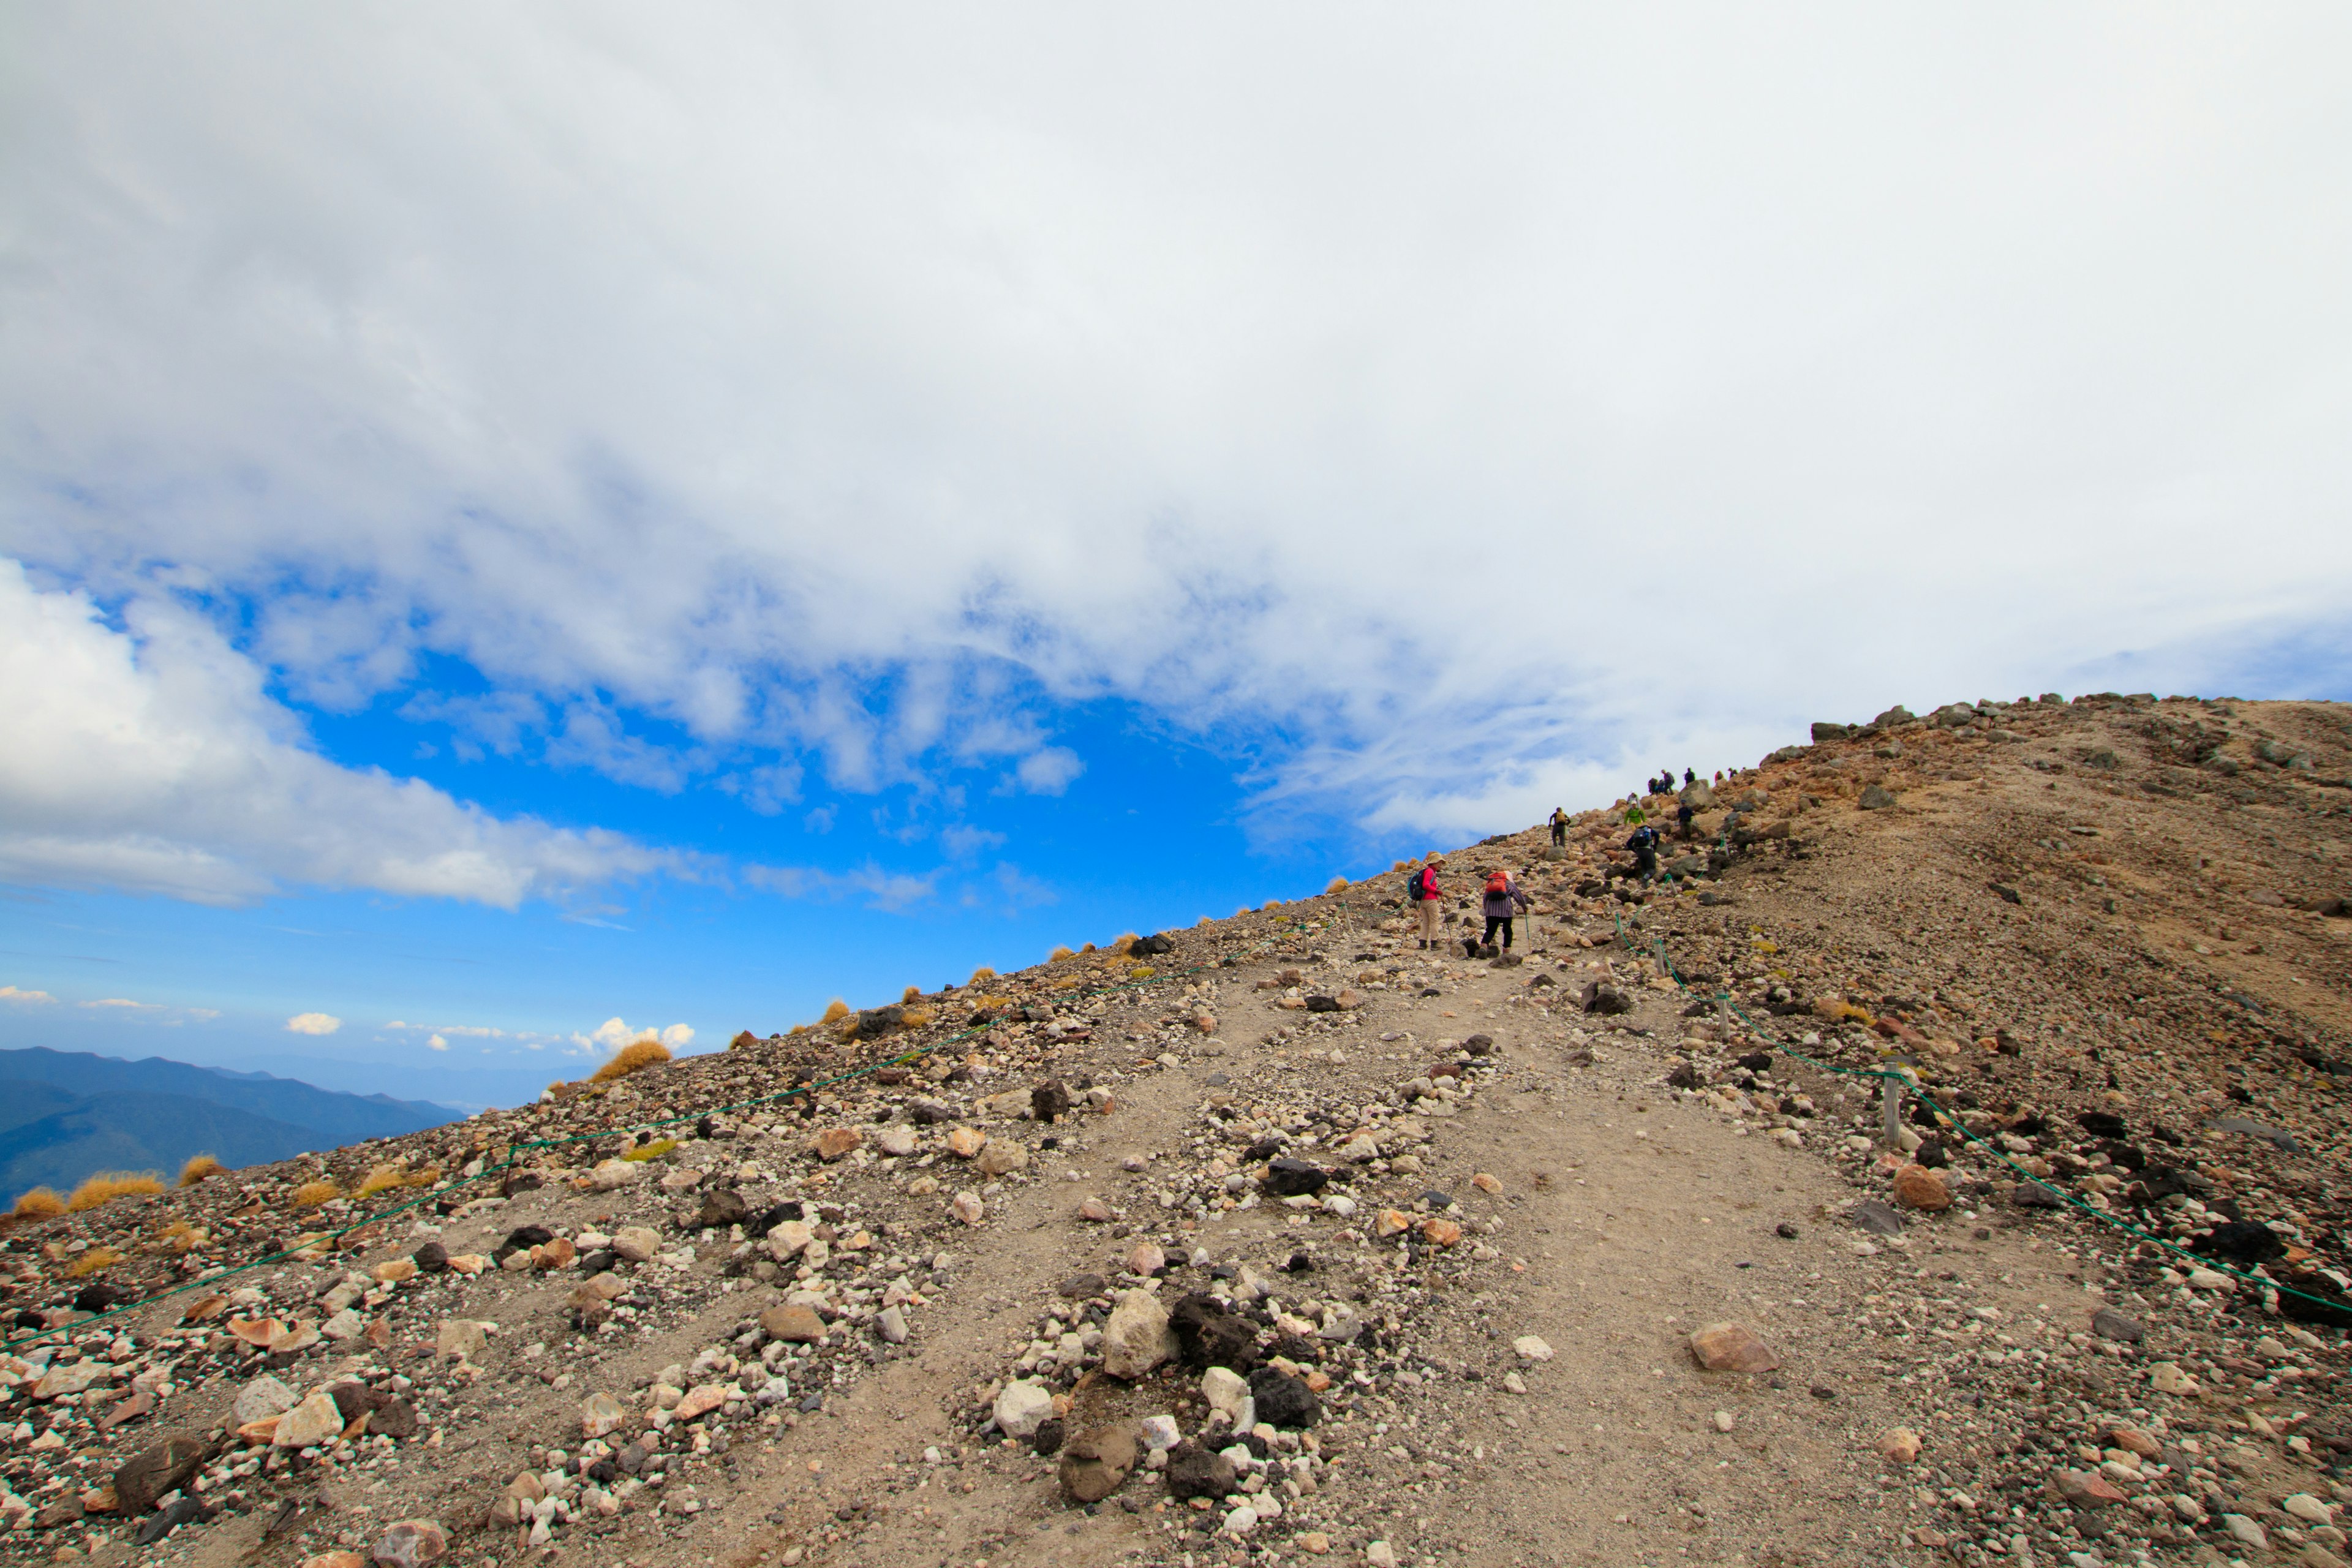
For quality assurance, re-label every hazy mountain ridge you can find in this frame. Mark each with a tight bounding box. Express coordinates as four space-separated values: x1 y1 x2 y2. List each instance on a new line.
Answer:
0 1046 458 1200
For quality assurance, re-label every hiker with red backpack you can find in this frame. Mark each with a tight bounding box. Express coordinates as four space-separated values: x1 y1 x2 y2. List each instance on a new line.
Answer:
1477 866 1532 954
1406 855 1445 949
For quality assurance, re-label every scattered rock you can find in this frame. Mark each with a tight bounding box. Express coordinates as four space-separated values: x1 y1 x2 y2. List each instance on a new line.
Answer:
1891 1164 1950 1210
371 1520 448 1568
1689 1322 1779 1373
1247 1366 1320 1428
1102 1290 1178 1380
1057 1425 1137 1504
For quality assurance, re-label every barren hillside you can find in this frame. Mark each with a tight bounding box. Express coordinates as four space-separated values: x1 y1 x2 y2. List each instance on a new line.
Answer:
2 692 2347 1568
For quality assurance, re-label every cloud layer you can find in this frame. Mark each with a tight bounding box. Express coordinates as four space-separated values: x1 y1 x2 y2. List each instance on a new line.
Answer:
2 4 2348 895
0 562 680 906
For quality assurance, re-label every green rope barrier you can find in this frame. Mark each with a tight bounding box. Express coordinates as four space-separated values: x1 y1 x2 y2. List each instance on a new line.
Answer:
1607 901 2348 1317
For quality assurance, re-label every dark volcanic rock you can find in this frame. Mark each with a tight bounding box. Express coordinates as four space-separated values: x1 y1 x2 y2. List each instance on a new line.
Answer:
1261 1158 1329 1197
1247 1366 1320 1428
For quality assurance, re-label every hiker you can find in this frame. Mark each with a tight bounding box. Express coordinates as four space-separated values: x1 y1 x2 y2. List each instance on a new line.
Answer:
1548 807 1569 847
1684 767 1696 786
1479 865 1532 951
1406 855 1444 949
1676 802 1696 840
1626 823 1662 881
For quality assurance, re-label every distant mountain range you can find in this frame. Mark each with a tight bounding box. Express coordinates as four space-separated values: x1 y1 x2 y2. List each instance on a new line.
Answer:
0 1046 459 1204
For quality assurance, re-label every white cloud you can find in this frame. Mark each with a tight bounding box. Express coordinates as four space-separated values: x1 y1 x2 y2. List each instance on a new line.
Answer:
0 562 691 907
1013 748 1085 797
938 824 1008 860
286 1011 342 1035
81 997 163 1011
1 8 2348 835
744 862 937 912
573 1017 695 1056
0 986 55 1005
427 1033 448 1050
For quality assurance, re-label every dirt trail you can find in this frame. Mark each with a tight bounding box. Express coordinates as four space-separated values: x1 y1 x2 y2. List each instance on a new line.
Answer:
653 935 2091 1568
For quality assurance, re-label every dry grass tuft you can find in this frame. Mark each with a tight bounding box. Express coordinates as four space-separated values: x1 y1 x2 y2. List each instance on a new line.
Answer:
10 1188 64 1219
1392 859 1412 873
1326 876 1349 893
1049 945 1076 962
69 1172 162 1212
975 993 1014 1011
820 1000 851 1025
177 1155 225 1188
902 985 923 1003
67 1246 121 1277
158 1220 208 1253
1110 933 1138 954
291 1180 340 1209
899 1005 934 1028
356 1163 405 1198
730 1030 758 1050
590 1037 672 1083
969 966 997 984
621 1137 679 1163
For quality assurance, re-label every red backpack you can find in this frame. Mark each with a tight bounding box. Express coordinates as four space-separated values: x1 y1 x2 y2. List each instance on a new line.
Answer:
1485 871 1509 896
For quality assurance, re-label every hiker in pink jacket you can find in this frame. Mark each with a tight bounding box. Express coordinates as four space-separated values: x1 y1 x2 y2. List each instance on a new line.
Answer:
1406 856 1444 949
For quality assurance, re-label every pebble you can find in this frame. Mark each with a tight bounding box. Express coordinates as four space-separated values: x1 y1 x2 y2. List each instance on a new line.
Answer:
1512 1335 1553 1362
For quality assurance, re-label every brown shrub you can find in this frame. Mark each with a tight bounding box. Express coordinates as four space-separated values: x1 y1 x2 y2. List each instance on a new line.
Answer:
820 1000 850 1025
68 1172 162 1212
67 1246 121 1277
355 1164 405 1198
590 1037 671 1083
290 1180 339 1209
10 1188 64 1219
178 1155 225 1187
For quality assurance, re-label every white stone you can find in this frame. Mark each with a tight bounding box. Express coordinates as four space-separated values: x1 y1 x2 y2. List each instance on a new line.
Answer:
992 1379 1054 1439
232 1374 300 1426
1201 1365 1251 1419
1512 1335 1554 1362
589 1159 643 1191
273 1389 345 1448
1101 1289 1178 1381
1137 1414 1182 1451
875 1306 910 1344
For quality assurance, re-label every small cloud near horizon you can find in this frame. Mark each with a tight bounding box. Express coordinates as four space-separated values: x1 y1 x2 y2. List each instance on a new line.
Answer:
0 986 55 1005
286 1011 342 1035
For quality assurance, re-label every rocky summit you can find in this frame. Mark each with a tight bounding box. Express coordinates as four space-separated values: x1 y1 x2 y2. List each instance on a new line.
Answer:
1 692 2348 1568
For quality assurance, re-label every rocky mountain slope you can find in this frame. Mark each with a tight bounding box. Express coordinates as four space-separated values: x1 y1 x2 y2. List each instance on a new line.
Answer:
0 690 2346 1568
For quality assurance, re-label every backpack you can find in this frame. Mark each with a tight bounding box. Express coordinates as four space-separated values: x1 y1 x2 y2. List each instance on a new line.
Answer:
1409 866 1437 901
1484 870 1509 896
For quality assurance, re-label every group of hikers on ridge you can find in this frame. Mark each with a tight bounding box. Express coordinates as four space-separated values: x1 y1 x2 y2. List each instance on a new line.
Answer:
1408 760 1755 956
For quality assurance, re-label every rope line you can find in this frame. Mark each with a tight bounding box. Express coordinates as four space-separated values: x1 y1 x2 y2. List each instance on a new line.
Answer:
1608 901 2347 1316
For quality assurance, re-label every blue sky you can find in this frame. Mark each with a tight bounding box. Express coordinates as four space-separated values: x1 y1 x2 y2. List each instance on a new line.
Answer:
2 6 2348 1110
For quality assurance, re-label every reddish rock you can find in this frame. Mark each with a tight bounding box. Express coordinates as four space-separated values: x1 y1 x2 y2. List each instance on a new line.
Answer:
1689 1322 1779 1373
